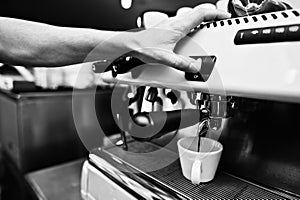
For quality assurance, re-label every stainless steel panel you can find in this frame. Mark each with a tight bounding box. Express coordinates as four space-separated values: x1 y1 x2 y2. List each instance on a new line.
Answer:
0 94 21 168
219 98 300 197
0 88 122 173
26 159 84 200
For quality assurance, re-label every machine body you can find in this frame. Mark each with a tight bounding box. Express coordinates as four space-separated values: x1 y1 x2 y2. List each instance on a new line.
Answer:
83 9 300 200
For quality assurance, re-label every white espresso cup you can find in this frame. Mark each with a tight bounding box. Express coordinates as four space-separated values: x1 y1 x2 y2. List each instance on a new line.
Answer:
177 137 223 184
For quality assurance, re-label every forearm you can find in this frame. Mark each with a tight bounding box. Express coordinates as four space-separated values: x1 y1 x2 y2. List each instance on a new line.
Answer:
0 7 230 72
0 17 136 67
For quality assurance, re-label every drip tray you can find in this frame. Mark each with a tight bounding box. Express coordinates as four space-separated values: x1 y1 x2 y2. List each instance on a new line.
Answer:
106 141 291 199
148 160 287 199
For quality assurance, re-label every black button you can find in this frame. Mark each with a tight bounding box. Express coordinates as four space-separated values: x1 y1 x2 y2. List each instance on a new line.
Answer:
272 26 288 43
287 25 300 41
234 29 261 45
288 25 299 32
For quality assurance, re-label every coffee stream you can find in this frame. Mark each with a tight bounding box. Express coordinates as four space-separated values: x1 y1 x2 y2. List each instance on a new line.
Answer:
197 120 208 152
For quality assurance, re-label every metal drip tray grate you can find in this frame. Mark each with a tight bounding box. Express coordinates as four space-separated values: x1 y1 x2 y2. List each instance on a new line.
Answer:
106 141 292 199
148 160 288 199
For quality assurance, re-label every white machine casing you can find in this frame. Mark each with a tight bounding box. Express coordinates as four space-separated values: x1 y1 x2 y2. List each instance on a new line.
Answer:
102 9 300 103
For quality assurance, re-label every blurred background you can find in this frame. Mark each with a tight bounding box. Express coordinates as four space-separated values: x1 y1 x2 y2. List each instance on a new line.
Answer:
1 0 300 199
1 0 216 30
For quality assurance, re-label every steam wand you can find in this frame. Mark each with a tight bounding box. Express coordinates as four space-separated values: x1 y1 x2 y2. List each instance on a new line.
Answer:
117 114 128 151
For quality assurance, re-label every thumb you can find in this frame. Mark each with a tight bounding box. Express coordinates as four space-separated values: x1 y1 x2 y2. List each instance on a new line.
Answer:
159 52 202 73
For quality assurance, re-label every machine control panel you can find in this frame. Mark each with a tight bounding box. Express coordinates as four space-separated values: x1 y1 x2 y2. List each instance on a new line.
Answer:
234 24 300 45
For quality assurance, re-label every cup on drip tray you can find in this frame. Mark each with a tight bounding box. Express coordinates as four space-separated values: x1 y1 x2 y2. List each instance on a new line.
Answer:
177 137 223 185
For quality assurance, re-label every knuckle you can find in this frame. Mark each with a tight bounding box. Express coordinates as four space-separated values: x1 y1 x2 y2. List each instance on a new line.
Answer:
171 55 183 68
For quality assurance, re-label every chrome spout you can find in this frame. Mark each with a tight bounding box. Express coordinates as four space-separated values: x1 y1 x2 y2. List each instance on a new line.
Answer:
190 93 235 131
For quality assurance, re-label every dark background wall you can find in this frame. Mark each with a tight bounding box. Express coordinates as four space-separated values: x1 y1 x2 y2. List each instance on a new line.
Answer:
0 0 217 30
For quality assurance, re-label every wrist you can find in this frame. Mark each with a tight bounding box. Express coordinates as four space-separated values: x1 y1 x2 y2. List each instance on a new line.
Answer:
112 31 141 56
88 29 140 60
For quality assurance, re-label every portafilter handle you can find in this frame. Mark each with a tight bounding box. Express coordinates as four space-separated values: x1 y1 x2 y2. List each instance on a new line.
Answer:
93 53 216 82
92 54 144 77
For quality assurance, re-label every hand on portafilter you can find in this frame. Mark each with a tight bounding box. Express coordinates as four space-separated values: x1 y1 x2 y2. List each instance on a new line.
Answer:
127 6 230 73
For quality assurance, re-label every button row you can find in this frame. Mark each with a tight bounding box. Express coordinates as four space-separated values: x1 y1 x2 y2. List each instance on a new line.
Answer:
234 24 300 45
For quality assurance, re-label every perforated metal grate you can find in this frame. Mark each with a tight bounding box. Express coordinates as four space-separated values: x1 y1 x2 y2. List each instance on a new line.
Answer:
148 161 288 199
106 142 294 199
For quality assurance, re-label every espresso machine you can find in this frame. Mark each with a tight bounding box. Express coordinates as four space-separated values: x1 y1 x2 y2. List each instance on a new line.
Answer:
81 9 300 199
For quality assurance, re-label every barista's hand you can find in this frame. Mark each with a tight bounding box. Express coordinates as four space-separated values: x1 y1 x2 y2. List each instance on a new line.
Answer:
132 6 231 72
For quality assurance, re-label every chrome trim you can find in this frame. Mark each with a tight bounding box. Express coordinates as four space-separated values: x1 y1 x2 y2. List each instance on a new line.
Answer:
88 148 190 200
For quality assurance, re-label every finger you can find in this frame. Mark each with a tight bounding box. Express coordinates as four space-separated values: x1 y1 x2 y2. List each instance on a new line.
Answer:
157 51 202 73
195 3 217 10
201 9 232 22
182 8 231 31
